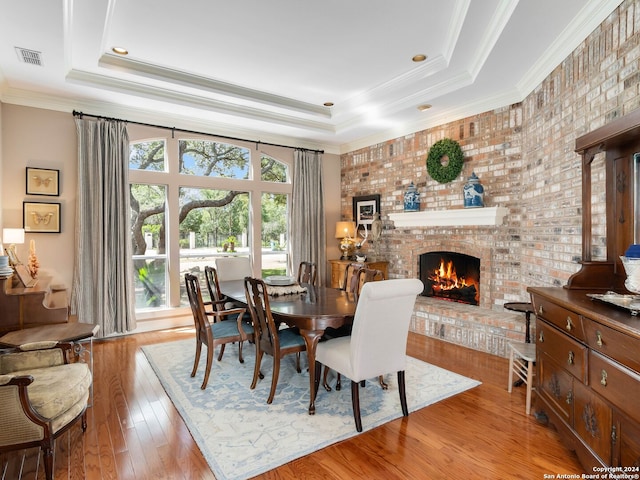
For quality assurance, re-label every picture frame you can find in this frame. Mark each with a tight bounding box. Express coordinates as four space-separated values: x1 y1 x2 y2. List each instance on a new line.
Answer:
26 167 60 196
23 202 61 233
352 194 381 227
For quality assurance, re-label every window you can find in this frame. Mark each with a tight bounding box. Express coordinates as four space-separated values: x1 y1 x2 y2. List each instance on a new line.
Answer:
129 134 291 312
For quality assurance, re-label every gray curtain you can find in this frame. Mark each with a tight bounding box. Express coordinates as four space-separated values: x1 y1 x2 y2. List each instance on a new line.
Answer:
71 118 136 336
291 149 326 284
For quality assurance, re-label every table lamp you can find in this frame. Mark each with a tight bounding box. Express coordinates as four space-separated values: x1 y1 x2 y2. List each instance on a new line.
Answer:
335 221 356 259
3 228 25 266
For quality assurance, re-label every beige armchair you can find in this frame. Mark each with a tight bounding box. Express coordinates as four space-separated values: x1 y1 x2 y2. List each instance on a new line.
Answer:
0 341 92 480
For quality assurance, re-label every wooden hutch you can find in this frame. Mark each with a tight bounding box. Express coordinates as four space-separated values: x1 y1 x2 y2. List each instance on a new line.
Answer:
528 110 640 470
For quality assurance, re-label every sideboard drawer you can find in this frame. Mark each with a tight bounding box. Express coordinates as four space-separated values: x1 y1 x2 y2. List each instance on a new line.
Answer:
537 319 588 383
589 351 640 425
531 294 585 341
538 352 574 424
573 381 613 465
583 318 640 374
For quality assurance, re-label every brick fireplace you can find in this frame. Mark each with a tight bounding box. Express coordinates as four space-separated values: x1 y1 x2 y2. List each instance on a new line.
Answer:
374 208 528 358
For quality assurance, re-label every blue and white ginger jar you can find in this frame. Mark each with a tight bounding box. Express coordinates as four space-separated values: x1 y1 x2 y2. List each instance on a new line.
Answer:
463 172 484 208
404 182 420 212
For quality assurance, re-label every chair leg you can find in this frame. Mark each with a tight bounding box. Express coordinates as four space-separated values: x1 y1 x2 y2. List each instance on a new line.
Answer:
336 373 341 391
268 357 280 404
295 352 301 373
251 348 263 389
314 361 322 401
82 411 88 431
191 338 202 377
508 347 515 393
201 344 214 389
525 361 534 415
351 380 363 432
217 343 226 361
398 370 408 417
42 438 54 480
237 341 245 364
322 366 332 391
378 375 388 390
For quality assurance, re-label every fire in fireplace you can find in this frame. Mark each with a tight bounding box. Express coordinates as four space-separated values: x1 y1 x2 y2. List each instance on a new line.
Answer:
419 251 480 305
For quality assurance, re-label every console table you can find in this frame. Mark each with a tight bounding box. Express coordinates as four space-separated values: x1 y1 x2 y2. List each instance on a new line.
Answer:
328 259 389 289
0 275 69 333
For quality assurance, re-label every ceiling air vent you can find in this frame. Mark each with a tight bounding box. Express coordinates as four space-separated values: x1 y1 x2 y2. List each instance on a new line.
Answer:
15 47 43 66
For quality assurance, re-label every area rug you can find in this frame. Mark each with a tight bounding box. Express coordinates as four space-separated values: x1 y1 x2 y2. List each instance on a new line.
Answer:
142 339 480 480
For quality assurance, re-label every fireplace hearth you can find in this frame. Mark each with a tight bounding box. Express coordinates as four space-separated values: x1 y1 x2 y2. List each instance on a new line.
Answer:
419 251 480 305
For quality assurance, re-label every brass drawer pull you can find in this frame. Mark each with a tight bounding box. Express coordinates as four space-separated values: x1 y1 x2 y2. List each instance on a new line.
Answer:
566 391 573 404
538 305 544 315
538 331 544 343
596 331 603 347
565 317 573 331
600 370 608 387
567 351 574 365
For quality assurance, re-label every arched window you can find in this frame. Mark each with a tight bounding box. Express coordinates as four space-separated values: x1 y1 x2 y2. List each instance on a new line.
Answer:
129 135 291 312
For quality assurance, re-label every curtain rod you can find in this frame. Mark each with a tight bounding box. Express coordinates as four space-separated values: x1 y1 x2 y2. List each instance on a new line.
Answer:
72 110 324 154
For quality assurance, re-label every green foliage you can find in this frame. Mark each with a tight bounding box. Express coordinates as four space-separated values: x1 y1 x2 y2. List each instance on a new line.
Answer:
426 138 465 184
130 139 289 255
130 140 165 171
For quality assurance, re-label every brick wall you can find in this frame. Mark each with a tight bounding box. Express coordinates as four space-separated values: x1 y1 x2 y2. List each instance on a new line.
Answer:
340 0 640 357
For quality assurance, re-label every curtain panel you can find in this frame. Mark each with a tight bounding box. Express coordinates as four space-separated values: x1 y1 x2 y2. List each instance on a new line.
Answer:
291 150 326 284
71 118 136 336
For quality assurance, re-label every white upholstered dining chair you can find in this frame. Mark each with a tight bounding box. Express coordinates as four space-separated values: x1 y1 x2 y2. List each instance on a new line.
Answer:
215 256 252 281
313 278 423 432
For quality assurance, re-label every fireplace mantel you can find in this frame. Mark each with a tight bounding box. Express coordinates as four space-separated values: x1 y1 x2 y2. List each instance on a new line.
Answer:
388 206 508 227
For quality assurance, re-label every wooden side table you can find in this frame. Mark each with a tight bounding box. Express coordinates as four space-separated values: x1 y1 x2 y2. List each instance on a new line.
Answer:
328 259 389 289
503 302 535 343
0 322 100 405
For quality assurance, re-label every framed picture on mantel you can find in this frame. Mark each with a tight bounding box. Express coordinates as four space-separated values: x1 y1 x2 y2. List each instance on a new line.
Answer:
352 194 380 227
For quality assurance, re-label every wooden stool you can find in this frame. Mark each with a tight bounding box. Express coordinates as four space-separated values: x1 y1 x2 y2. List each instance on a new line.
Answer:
507 341 536 414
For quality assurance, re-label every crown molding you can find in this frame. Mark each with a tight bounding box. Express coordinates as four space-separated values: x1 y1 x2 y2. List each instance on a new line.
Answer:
0 88 342 155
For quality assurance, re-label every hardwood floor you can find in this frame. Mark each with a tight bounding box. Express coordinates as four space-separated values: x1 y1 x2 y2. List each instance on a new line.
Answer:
1 328 584 479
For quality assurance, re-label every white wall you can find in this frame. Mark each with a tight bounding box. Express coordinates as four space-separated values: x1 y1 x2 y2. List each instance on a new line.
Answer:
0 104 77 287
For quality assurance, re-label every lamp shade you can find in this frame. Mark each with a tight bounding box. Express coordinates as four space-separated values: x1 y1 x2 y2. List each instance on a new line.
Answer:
334 221 356 239
3 228 25 244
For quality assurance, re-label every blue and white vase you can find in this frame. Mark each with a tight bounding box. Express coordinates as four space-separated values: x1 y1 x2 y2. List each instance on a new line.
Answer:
404 182 420 211
463 172 484 208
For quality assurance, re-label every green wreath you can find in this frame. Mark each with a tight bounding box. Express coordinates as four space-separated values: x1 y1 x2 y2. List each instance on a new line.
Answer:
426 138 464 184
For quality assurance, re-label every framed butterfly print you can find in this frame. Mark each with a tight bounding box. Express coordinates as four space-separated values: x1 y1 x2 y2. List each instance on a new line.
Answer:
26 167 59 196
23 202 61 233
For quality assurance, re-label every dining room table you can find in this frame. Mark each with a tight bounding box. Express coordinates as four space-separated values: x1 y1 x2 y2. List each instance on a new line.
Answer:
219 279 357 414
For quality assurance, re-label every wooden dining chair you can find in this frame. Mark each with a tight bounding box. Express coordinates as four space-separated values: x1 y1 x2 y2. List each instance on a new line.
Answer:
297 261 317 285
204 265 239 319
314 279 423 432
341 262 363 291
243 276 307 404
184 273 254 389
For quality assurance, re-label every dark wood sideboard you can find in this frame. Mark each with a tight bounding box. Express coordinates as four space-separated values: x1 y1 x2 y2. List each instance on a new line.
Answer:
528 287 640 469
527 110 640 469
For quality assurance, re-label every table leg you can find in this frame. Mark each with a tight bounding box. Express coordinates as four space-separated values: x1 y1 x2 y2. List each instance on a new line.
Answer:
299 329 323 415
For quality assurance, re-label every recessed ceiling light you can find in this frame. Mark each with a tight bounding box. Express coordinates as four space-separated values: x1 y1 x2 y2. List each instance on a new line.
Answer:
324 102 334 107
112 47 129 55
412 54 427 62
417 104 432 111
